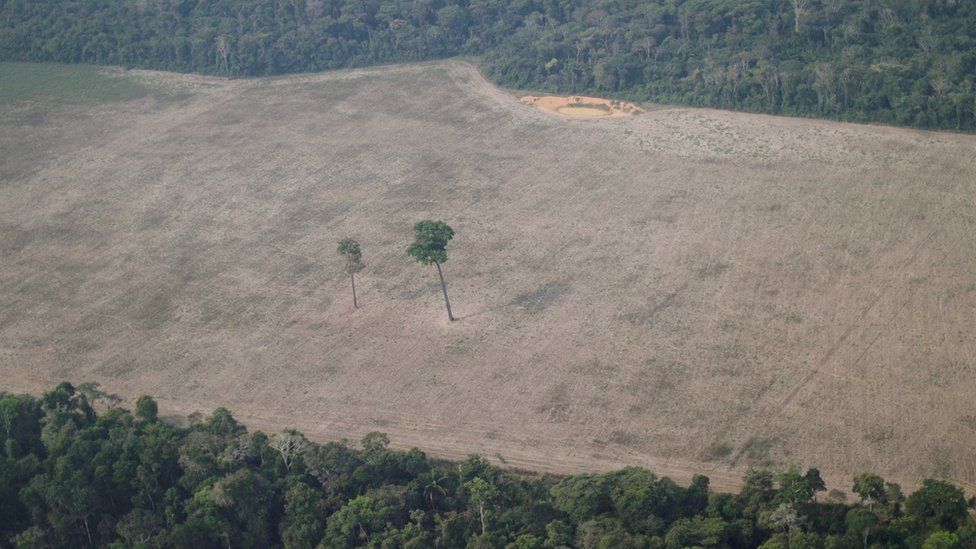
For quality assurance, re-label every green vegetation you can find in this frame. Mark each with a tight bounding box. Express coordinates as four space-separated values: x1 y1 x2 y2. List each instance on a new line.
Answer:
338 238 365 309
2 384 975 547
565 103 613 112
0 62 147 104
704 442 733 461
1 1 975 130
407 220 456 322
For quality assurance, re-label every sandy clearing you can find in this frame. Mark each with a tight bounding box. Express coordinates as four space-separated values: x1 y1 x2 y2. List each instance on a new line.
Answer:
557 106 611 118
521 94 644 118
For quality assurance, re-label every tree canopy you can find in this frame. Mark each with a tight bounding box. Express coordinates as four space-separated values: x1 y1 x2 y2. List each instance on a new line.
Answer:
406 220 455 266
2 383 975 547
407 220 457 320
337 238 364 275
2 0 975 131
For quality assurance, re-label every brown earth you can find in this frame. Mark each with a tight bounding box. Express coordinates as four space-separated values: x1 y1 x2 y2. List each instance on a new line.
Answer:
2 60 975 494
521 94 644 118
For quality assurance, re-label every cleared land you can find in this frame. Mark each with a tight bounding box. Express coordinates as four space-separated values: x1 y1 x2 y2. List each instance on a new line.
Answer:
2 60 975 493
521 94 645 118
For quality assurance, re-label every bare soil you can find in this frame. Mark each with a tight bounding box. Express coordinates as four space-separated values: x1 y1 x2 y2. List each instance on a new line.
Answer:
521 94 644 118
2 61 975 494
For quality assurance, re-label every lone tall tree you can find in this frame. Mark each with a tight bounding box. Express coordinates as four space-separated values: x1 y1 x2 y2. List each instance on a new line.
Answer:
407 220 456 321
337 238 364 308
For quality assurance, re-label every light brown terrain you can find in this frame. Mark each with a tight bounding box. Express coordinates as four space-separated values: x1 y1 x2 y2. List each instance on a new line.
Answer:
2 60 975 494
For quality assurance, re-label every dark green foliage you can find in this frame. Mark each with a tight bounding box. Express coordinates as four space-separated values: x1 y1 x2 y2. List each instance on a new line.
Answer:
406 220 454 266
606 467 682 534
0 385 973 547
338 237 365 308
407 220 457 320
550 473 613 523
135 395 158 422
279 483 327 548
337 239 364 275
2 1 976 131
663 516 728 548
906 479 969 532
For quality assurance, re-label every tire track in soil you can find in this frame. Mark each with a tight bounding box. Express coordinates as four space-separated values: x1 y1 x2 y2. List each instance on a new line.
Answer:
768 228 939 414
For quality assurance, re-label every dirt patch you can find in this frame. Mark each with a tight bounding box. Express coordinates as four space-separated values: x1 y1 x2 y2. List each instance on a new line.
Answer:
512 282 570 313
521 94 644 118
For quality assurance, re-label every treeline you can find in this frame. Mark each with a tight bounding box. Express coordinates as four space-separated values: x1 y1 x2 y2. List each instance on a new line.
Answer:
1 1 975 131
1 384 975 547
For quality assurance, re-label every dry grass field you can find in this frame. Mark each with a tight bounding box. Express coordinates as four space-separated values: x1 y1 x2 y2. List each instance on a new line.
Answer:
2 60 975 494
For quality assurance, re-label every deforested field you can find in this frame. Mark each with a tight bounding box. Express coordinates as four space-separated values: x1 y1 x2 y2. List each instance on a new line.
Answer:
2 60 975 493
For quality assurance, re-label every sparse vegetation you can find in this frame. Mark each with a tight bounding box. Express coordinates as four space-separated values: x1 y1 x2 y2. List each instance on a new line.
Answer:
568 103 613 113
738 436 779 467
704 442 733 461
0 62 149 104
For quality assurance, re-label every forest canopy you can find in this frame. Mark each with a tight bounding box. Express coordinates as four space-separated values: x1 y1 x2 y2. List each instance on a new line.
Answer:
1 0 975 131
1 383 975 547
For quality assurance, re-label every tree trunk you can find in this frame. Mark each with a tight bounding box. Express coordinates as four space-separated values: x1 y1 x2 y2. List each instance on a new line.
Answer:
479 502 486 534
83 518 93 547
792 0 804 33
351 273 358 308
435 262 454 321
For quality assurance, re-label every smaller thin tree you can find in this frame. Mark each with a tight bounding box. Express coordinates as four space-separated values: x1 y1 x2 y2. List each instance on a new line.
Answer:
406 220 456 321
337 238 365 308
270 430 309 471
464 477 498 535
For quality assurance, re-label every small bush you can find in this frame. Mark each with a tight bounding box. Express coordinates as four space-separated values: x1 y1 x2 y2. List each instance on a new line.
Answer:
704 442 733 461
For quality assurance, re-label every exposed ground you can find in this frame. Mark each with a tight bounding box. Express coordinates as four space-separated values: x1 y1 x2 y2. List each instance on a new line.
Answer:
2 60 975 494
521 94 644 118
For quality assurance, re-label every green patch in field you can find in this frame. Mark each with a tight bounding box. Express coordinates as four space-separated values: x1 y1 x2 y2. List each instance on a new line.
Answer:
607 429 640 446
0 62 149 104
736 436 779 467
703 441 733 461
864 425 894 448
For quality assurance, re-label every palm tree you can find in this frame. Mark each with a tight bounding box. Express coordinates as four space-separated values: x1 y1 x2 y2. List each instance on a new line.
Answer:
420 470 448 510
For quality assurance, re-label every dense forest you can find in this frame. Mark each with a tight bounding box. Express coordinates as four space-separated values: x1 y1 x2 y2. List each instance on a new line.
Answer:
1 384 974 548
0 0 975 131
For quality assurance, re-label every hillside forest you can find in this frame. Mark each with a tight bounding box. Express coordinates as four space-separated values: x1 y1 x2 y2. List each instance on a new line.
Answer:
1 384 975 548
1 0 975 131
